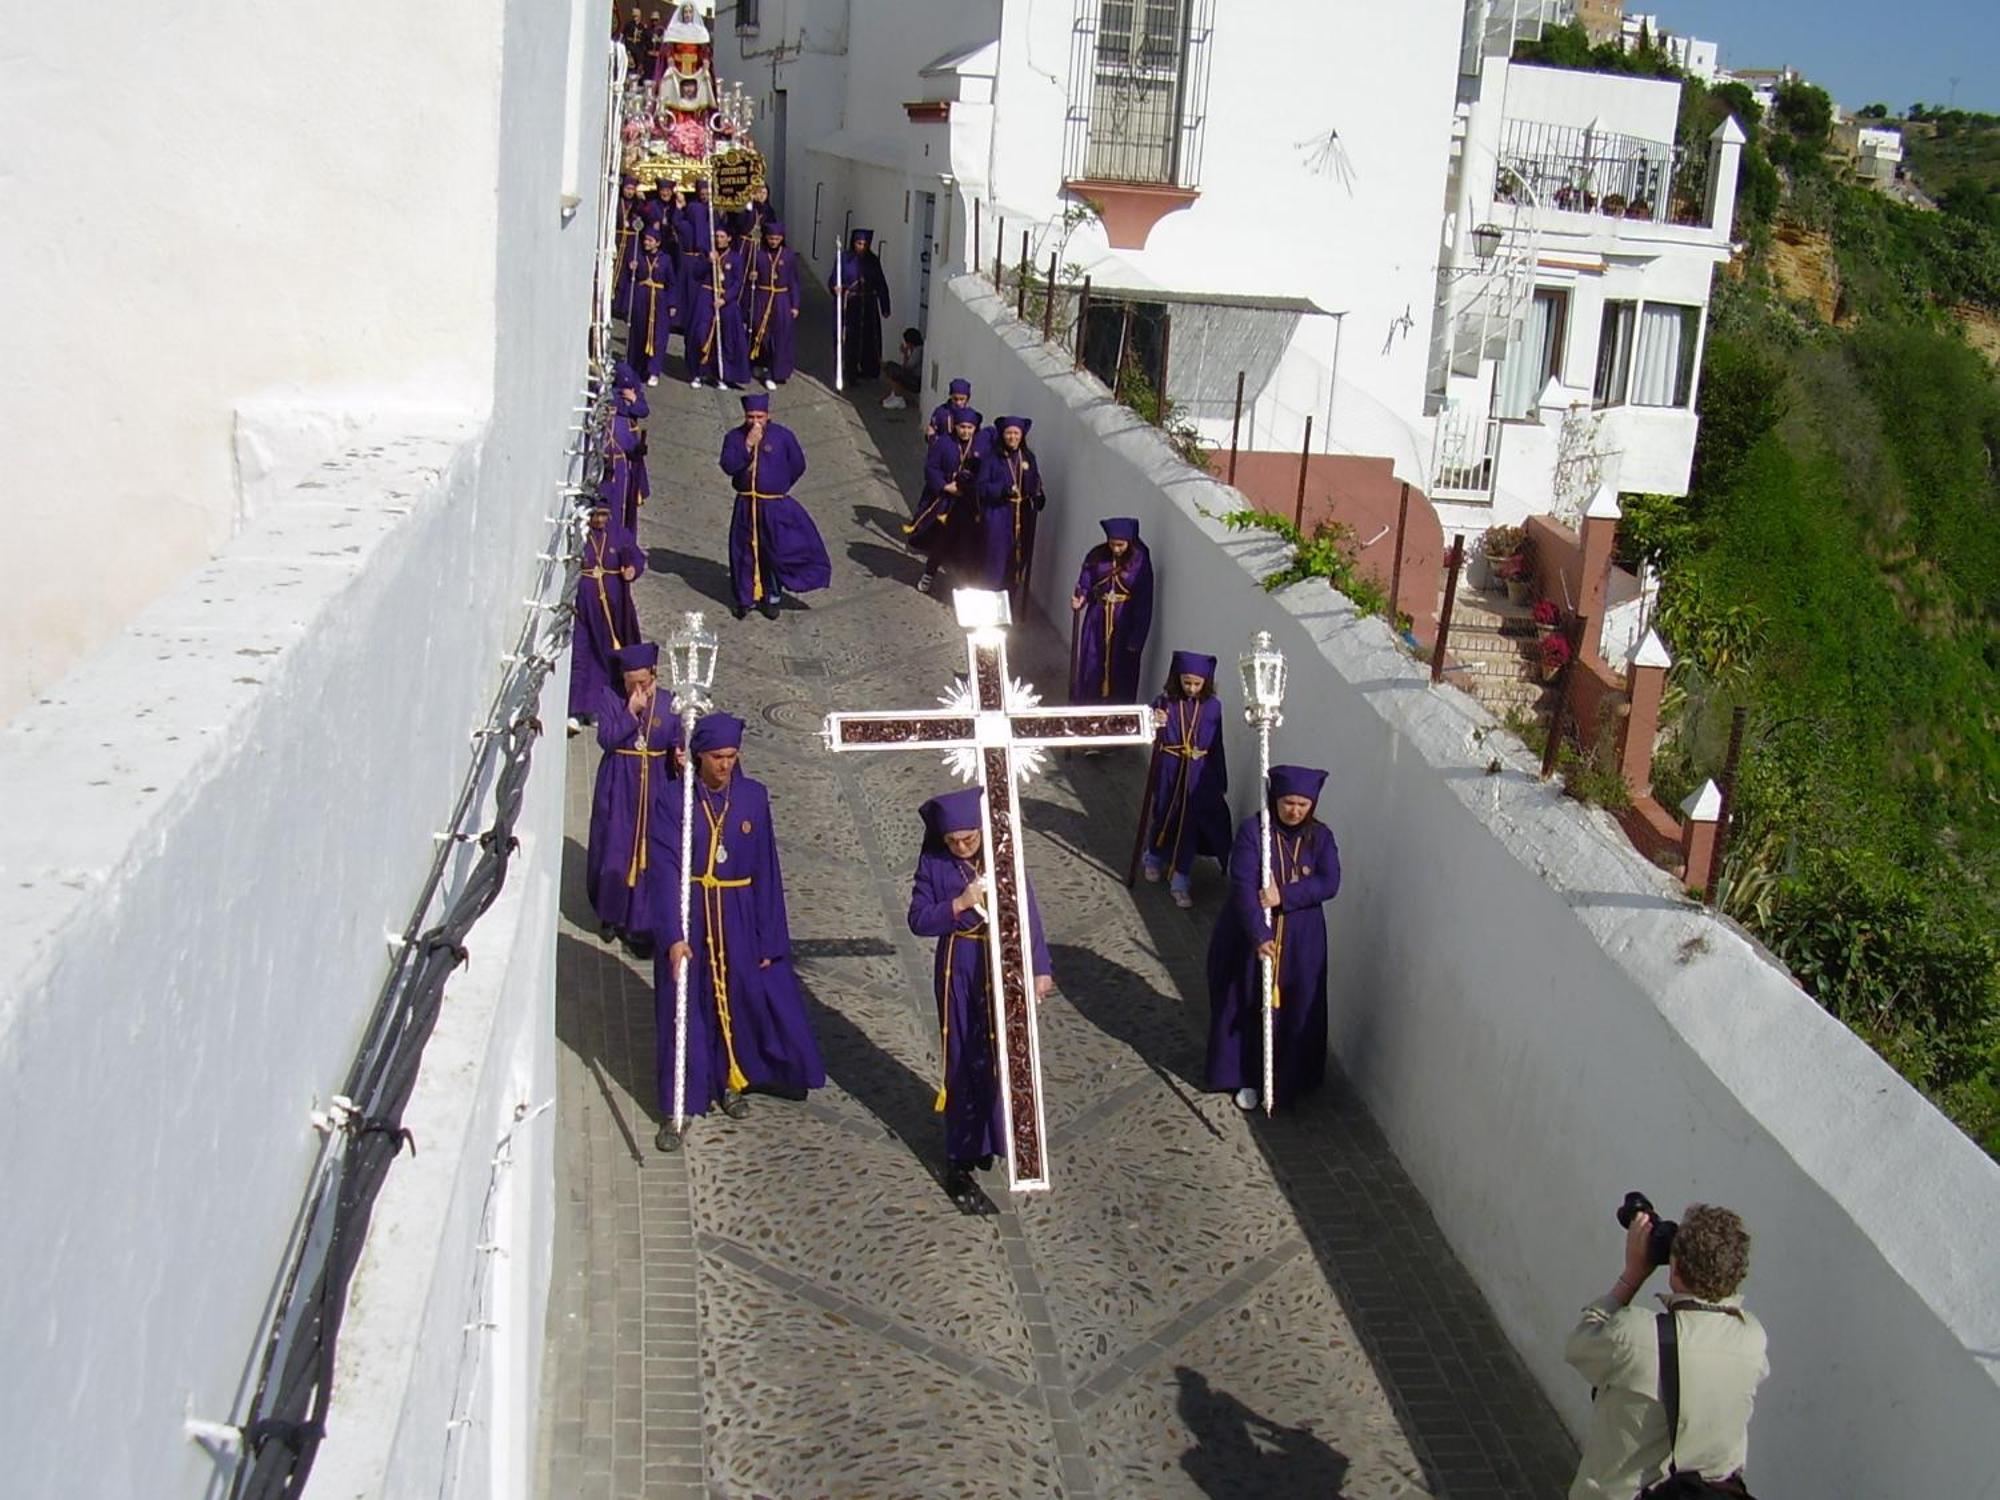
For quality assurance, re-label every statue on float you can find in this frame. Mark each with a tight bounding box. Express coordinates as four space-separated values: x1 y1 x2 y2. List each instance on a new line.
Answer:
622 0 763 210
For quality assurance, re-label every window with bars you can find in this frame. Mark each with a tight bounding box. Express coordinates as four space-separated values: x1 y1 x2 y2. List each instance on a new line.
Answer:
1065 0 1214 188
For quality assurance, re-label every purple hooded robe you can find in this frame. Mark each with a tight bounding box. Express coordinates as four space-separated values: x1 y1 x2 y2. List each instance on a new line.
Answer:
1144 658 1232 880
1069 524 1154 704
906 787 1053 1165
829 235 891 381
649 732 827 1117
599 409 648 536
718 416 833 608
1204 768 1341 1104
680 244 751 386
743 235 802 383
908 416 988 572
585 681 682 937
567 523 645 720
971 424 1047 605
625 243 680 382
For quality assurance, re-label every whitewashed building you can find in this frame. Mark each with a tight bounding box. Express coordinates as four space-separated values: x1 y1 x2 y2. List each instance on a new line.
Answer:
0 1 615 1495
719 0 1736 539
1621 13 1721 82
1430 49 1742 532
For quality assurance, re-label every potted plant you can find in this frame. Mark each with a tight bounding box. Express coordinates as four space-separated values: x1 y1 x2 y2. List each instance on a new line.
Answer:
1537 630 1573 681
1531 597 1562 636
1478 524 1526 592
1497 550 1535 605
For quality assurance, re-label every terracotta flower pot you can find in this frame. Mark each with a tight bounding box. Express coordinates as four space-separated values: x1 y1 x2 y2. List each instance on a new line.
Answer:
1505 576 1533 606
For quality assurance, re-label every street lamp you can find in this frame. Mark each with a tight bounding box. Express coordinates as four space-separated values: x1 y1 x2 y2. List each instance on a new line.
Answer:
1239 630 1287 1118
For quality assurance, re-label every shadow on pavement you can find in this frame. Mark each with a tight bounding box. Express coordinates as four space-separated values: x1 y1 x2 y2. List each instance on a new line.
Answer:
1175 1366 1352 1499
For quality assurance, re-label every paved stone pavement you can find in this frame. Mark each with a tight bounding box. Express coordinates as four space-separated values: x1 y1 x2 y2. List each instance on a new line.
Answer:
536 304 1579 1499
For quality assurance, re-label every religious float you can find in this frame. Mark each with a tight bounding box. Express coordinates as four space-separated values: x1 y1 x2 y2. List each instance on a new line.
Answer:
622 1 765 211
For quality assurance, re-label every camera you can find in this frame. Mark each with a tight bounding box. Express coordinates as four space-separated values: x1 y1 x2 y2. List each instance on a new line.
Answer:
1616 1191 1679 1268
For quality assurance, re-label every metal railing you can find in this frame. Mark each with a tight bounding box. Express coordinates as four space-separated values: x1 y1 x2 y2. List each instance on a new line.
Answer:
1431 402 1502 499
1498 118 1710 227
1062 0 1215 187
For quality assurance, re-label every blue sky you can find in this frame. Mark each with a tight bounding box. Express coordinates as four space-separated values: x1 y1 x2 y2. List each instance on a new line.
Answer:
1644 0 2000 115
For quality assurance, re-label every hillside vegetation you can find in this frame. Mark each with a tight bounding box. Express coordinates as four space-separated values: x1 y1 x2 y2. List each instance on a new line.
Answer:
1520 29 2000 1154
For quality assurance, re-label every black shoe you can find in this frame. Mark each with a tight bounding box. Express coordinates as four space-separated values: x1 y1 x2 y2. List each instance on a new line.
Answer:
976 1154 997 1172
731 605 748 620
626 935 655 962
654 1122 682 1153
944 1162 976 1202
753 1081 808 1102
720 1089 751 1119
758 596 781 620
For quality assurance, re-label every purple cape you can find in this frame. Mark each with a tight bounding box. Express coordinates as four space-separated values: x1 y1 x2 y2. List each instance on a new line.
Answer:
907 848 1052 1163
624 248 680 382
649 770 827 1115
743 243 802 383
567 527 645 718
970 441 1048 602
829 249 891 380
718 420 833 606
1069 541 1154 703
585 694 683 933
599 410 648 535
1144 695 1232 877
1204 813 1341 1102
680 248 751 385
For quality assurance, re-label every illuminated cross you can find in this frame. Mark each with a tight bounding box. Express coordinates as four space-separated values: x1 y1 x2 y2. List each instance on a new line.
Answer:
820 589 1152 1192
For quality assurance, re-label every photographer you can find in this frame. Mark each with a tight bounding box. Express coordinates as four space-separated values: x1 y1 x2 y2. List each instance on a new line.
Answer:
1565 1202 1769 1499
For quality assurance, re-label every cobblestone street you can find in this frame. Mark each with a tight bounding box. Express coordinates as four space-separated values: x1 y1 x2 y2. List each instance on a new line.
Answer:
536 308 1578 1499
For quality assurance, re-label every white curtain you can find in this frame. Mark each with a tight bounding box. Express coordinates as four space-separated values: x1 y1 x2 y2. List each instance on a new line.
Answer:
1498 292 1557 420
1631 303 1687 407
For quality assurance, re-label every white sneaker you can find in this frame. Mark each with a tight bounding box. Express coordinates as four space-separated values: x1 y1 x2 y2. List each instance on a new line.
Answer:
646 375 658 387
689 377 704 388
881 393 907 410
1172 888 1194 910
763 378 778 391
566 717 583 736
1234 1087 1259 1111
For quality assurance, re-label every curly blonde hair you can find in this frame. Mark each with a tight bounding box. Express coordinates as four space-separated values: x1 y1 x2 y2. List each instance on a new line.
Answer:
1672 1205 1752 1301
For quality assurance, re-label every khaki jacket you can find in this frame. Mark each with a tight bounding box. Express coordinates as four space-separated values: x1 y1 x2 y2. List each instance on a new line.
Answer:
1565 1292 1769 1499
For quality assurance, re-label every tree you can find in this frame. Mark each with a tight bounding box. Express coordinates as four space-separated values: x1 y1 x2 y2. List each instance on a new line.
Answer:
1774 79 1834 145
1858 102 1891 120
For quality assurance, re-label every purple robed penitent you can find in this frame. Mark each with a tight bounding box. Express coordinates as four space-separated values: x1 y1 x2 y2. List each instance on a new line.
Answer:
926 382 974 443
625 246 680 382
907 792 1053 1164
681 247 751 386
1204 810 1341 1104
1144 695 1232 879
718 419 832 608
909 422 988 572
649 768 826 1117
585 693 682 935
1070 539 1154 703
829 244 891 381
567 526 644 719
743 241 801 383
599 409 647 536
971 436 1047 601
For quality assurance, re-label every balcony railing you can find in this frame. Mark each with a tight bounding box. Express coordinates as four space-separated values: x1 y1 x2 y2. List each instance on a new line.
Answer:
1497 119 1711 228
1431 403 1501 501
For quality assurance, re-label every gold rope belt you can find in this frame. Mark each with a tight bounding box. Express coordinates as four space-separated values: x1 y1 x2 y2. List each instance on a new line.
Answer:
935 918 991 1112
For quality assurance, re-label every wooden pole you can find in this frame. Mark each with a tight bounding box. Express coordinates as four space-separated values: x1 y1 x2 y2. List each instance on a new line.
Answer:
1042 251 1058 342
995 215 1004 289
1432 535 1465 685
1075 276 1092 368
1226 370 1245 485
1706 706 1750 906
1155 312 1173 425
1112 302 1133 402
1292 415 1314 531
1386 481 1411 628
973 199 982 281
1016 229 1029 320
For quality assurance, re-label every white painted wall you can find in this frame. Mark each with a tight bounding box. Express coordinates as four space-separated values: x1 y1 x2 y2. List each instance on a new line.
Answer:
0 1 515 723
932 271 2000 1498
0 0 603 1493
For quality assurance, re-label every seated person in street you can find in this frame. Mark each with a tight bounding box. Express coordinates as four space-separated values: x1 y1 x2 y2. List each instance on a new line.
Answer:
881 326 924 411
1565 1201 1769 1500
